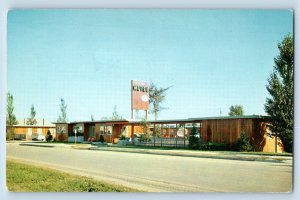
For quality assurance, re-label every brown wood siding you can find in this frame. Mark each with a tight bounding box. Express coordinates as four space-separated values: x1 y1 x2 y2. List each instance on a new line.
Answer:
95 124 100 141
197 118 272 151
55 124 68 142
112 125 121 143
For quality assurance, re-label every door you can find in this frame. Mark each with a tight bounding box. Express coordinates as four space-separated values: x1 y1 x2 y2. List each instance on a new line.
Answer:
89 126 95 139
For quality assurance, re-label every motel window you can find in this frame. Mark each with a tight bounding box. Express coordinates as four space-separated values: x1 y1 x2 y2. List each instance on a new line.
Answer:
57 125 66 134
100 126 105 135
177 126 184 138
73 125 83 134
77 125 83 133
170 129 174 138
107 126 112 135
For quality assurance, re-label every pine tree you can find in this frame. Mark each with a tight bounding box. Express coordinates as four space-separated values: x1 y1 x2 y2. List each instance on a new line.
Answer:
265 34 294 153
46 130 53 142
236 132 253 151
188 123 201 150
6 92 18 126
6 92 18 140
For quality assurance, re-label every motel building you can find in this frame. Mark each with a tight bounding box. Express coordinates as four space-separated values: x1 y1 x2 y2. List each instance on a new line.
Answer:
6 118 56 141
53 115 283 153
7 80 283 153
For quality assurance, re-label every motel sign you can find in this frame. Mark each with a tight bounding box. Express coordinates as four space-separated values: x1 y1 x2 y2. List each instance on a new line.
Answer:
131 80 149 119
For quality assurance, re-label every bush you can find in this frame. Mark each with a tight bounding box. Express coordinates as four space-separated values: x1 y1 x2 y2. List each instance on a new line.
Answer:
119 134 126 140
188 124 201 150
200 142 229 151
46 130 53 142
236 132 253 151
99 135 105 143
138 134 151 142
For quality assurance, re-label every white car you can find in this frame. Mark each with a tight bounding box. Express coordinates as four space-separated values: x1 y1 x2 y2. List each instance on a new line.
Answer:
32 134 46 141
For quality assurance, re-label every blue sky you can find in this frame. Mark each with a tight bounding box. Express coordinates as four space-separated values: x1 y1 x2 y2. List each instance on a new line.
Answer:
7 9 293 122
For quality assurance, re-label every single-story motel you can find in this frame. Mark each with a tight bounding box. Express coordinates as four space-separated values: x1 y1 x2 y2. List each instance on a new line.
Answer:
7 115 283 153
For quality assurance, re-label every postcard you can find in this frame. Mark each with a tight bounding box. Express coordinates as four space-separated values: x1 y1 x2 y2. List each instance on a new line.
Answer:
6 9 293 192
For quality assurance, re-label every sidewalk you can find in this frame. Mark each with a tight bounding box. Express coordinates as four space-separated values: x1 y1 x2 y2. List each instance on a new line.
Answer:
16 141 292 163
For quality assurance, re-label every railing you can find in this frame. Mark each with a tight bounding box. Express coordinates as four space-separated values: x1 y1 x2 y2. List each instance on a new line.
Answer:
133 136 189 148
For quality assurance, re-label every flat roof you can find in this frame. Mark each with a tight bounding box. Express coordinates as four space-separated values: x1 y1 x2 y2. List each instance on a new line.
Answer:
52 115 269 125
7 125 56 127
53 119 128 124
188 115 270 121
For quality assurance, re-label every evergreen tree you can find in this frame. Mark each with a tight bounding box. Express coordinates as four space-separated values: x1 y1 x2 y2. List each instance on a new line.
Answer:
26 104 37 125
6 92 18 126
6 92 18 140
228 105 244 116
264 34 294 153
236 132 253 152
188 123 201 150
58 98 68 122
46 130 53 142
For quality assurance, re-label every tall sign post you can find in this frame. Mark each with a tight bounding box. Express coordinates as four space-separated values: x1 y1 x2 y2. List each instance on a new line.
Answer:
131 80 150 144
131 80 150 120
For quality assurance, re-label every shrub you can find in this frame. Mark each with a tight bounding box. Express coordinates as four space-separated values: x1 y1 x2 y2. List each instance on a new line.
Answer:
139 134 151 142
46 130 53 142
99 135 105 143
119 134 126 140
200 142 229 151
188 123 201 150
236 132 253 151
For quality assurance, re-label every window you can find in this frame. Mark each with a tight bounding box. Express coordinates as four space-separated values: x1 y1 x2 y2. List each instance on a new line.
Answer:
100 126 105 135
57 125 66 134
107 126 112 135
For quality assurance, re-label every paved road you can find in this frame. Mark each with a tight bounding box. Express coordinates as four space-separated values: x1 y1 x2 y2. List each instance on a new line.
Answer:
6 143 292 192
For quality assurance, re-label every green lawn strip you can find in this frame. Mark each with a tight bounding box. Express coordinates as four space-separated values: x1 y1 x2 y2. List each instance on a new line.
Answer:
100 145 292 156
236 151 292 157
6 160 141 192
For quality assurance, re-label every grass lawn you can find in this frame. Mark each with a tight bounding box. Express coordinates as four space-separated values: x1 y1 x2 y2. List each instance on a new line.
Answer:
6 160 141 192
105 144 292 156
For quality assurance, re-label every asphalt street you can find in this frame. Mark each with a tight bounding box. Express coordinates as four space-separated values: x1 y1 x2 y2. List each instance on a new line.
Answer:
6 143 292 192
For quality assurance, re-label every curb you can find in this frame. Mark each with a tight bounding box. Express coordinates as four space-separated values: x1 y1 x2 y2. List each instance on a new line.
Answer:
19 143 55 148
17 142 291 163
88 147 291 163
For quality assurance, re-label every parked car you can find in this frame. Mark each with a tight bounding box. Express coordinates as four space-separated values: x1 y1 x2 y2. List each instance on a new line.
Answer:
32 134 45 141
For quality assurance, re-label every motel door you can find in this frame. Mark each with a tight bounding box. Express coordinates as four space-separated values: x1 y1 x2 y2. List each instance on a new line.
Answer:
89 126 95 138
